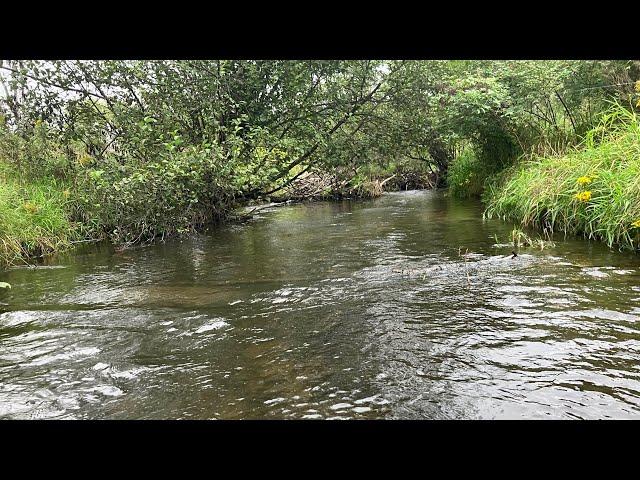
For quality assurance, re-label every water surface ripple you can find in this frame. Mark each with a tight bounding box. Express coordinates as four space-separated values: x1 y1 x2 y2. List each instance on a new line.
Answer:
1 190 640 419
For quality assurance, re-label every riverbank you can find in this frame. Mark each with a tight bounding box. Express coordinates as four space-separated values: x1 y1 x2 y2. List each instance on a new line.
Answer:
0 161 435 268
484 106 640 251
0 172 80 267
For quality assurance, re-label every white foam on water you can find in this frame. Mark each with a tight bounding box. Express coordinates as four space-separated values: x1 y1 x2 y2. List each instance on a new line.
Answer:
353 406 372 413
92 385 124 397
195 319 228 334
83 394 100 404
57 395 80 410
354 395 379 405
612 269 635 275
28 347 101 367
0 311 36 326
109 367 149 380
582 268 609 278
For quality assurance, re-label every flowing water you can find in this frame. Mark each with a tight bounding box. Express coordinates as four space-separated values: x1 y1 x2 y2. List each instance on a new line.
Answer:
1 190 640 419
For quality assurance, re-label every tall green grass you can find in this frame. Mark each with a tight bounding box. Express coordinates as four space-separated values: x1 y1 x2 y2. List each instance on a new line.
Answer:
485 104 640 250
447 146 496 198
0 173 77 266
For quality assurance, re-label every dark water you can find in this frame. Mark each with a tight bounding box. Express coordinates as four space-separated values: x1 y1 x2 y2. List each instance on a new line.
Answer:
1 190 640 419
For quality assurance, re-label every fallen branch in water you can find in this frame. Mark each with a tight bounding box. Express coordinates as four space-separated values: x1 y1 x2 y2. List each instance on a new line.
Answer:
379 174 397 187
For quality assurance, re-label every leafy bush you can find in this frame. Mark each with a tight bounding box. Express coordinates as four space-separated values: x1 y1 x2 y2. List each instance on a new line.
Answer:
78 144 236 244
446 146 492 197
0 120 77 179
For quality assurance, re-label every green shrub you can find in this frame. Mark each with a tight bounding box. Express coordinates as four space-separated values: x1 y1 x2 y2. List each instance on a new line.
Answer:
78 145 236 244
446 146 488 197
0 120 78 179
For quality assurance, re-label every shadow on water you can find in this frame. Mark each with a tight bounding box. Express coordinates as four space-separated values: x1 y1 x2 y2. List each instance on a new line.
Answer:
1 190 640 419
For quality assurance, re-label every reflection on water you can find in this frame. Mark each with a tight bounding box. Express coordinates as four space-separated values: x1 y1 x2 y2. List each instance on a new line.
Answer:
1 190 640 419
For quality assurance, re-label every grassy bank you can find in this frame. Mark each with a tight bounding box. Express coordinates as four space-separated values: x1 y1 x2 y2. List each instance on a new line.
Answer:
484 105 640 250
0 173 78 266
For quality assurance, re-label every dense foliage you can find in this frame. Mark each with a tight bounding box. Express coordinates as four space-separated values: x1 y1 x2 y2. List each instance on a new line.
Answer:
1 59 639 264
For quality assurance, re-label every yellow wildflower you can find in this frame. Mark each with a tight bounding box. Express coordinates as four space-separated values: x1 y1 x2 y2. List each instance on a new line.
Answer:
77 154 92 166
23 201 39 214
574 191 592 202
254 146 268 160
576 176 592 185
632 220 640 228
635 80 640 93
273 148 287 159
62 189 71 198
